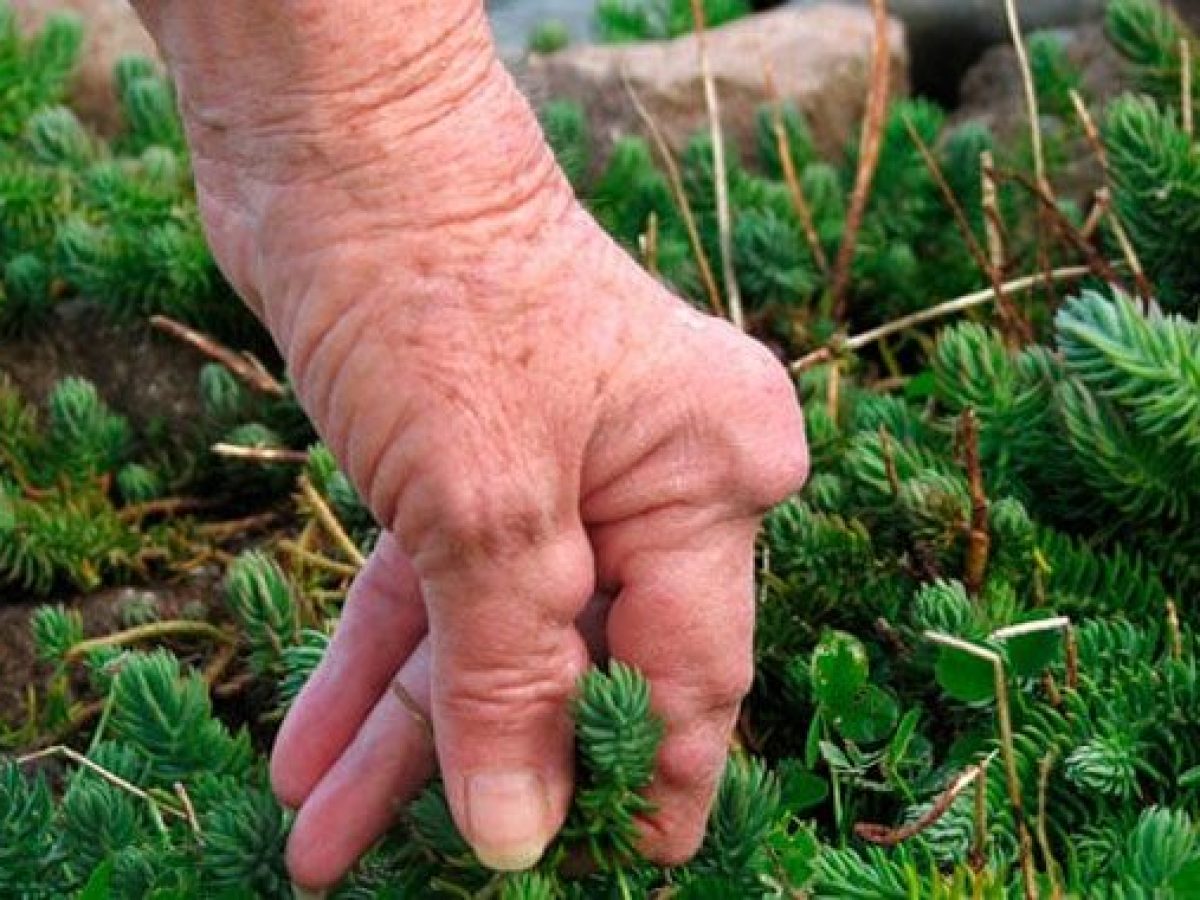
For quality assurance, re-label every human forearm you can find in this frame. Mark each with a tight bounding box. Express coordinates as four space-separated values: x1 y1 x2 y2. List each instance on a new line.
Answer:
130 0 573 319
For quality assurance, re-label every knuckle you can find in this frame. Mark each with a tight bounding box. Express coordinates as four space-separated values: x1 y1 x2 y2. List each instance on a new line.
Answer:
730 355 810 509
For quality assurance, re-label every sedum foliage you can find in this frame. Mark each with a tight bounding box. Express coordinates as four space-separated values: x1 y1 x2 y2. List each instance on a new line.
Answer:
3 0 1200 897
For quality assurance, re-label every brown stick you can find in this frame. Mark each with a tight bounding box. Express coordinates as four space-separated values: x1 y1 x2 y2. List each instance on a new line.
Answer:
118 496 217 523
960 409 991 596
762 59 829 276
689 0 743 329
904 117 1027 340
211 443 310 465
151 315 286 397
830 0 891 320
66 620 233 662
790 265 1092 372
623 73 725 318
300 476 366 568
856 754 994 846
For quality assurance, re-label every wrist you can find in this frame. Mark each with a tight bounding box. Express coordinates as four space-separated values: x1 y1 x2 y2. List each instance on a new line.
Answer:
137 0 575 328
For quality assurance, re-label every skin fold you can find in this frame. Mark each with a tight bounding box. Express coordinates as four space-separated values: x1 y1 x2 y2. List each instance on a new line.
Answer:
129 0 809 888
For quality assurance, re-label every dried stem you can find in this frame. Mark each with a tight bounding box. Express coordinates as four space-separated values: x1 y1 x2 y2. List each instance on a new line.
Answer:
1037 752 1063 899
118 496 217 523
981 150 1005 275
174 782 203 840
641 211 660 276
762 59 829 275
212 444 310 465
971 752 992 870
830 0 891 320
1167 599 1184 660
278 539 361 578
790 265 1091 372
1003 0 1048 195
688 0 743 329
924 632 1039 900
67 620 233 662
299 476 366 568
1104 206 1153 299
17 745 187 821
151 315 286 397
623 72 725 318
960 409 991 596
856 754 994 846
1070 90 1109 179
1064 623 1079 690
905 117 1025 339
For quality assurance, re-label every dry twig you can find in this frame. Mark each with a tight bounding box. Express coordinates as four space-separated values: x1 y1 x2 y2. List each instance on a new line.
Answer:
960 409 991 596
623 73 725 317
790 265 1091 372
830 0 891 320
299 476 366 568
688 0 743 329
856 752 997 846
151 315 286 397
212 444 310 465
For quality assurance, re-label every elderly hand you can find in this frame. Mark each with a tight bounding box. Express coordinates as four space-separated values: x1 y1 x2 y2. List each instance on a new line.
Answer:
131 0 808 889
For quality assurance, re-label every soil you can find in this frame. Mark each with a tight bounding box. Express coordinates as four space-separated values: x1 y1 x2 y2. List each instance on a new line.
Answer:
0 569 224 738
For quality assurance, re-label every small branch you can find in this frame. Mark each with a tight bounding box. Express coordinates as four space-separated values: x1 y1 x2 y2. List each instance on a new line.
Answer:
195 511 282 542
640 211 660 276
1070 90 1109 179
17 745 186 821
762 60 829 276
278 540 361 578
118 496 217 523
689 0 743 330
856 753 995 846
925 631 1038 900
1003 0 1048 195
212 443 310 465
1104 207 1153 299
174 782 203 840
1037 752 1063 898
66 620 233 662
299 476 366 568
1080 188 1110 242
790 265 1091 372
202 639 239 689
970 752 992 870
150 315 286 397
990 617 1072 642
905 118 1026 340
1064 623 1079 690
960 409 991 596
623 72 725 318
1167 599 1184 660
830 0 891 321
981 150 1006 276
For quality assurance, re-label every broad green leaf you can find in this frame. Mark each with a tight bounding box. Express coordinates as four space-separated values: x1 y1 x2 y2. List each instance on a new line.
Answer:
811 631 869 707
833 685 900 744
935 644 997 703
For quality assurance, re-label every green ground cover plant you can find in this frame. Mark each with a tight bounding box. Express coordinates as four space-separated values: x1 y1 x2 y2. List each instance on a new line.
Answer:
2 0 1199 896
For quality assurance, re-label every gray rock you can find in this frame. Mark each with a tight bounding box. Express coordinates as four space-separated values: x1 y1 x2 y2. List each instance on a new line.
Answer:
522 3 908 165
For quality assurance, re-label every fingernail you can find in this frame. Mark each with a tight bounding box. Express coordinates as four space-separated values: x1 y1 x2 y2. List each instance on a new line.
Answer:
291 884 326 900
465 769 551 871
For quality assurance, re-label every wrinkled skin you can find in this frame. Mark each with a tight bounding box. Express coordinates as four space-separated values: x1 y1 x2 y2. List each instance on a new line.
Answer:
130 0 808 888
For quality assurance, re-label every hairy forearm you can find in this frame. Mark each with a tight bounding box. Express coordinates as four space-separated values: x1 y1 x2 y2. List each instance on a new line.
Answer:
129 0 574 319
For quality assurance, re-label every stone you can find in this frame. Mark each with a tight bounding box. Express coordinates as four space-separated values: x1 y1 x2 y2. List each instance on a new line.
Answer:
520 4 908 166
10 0 159 135
789 0 1108 99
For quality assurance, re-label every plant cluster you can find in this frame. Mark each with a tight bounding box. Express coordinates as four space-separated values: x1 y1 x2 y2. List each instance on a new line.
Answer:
0 1 253 341
2 0 1200 897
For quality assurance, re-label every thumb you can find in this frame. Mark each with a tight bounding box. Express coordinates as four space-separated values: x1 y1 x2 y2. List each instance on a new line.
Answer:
421 525 595 871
